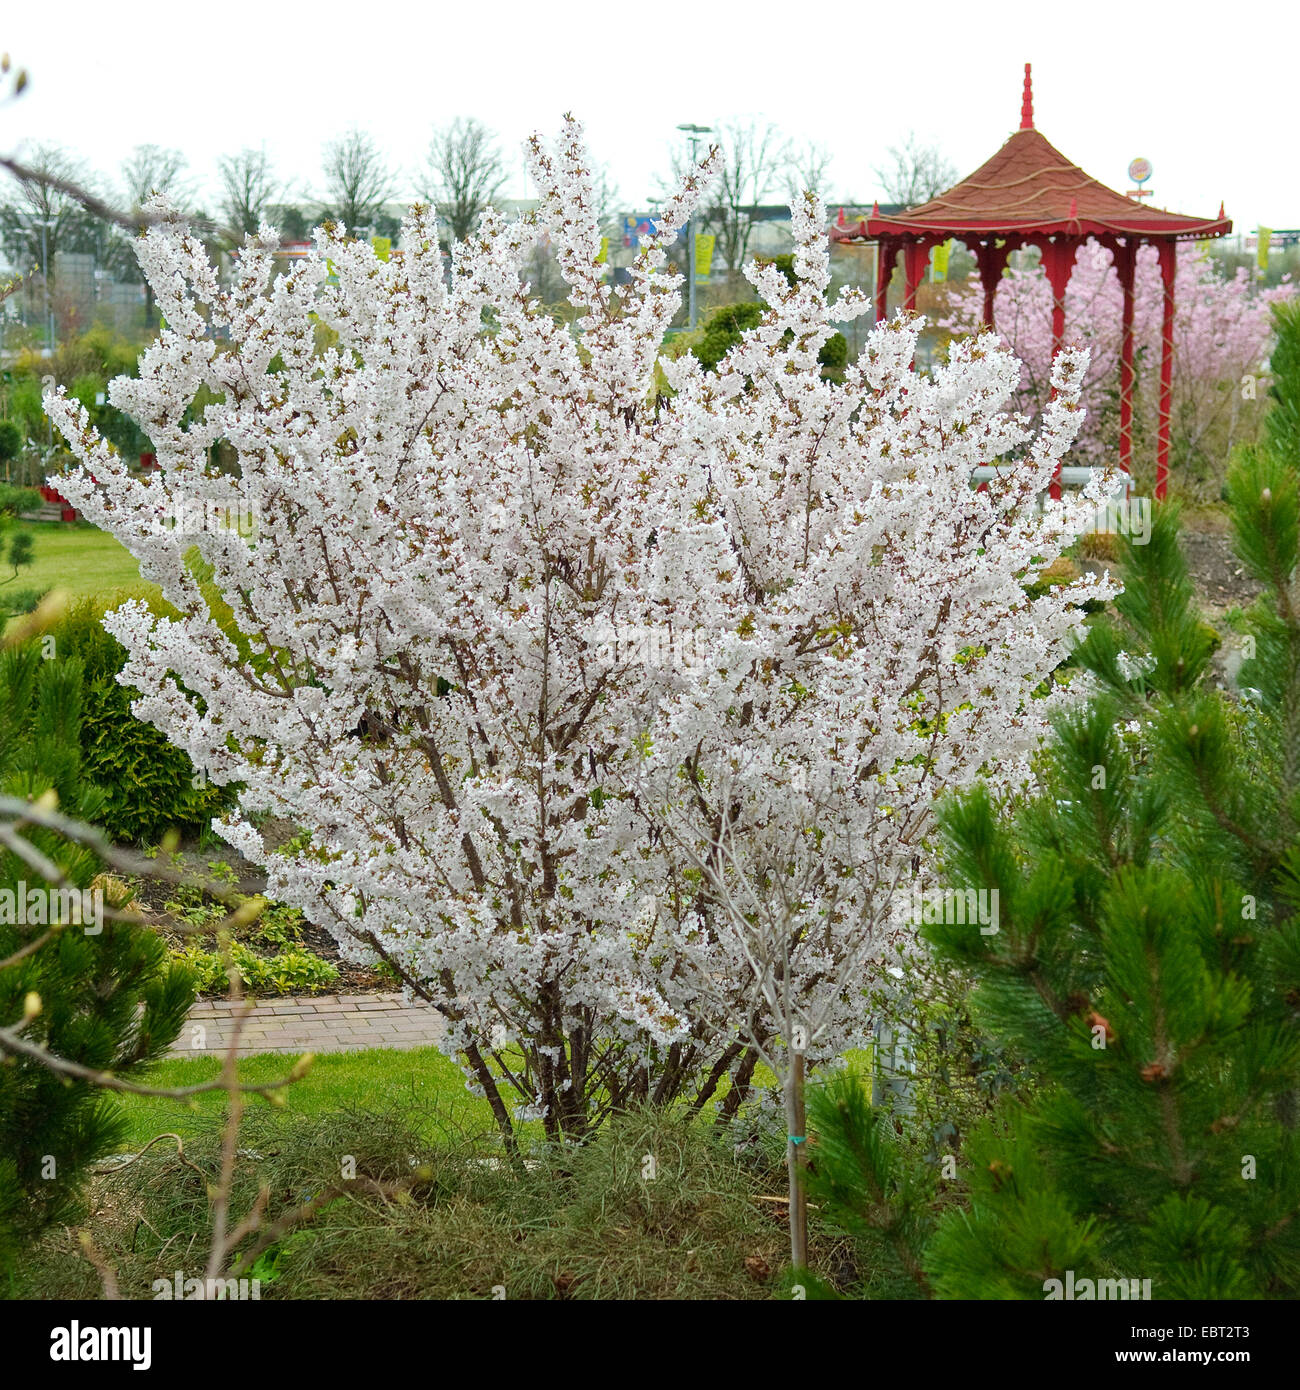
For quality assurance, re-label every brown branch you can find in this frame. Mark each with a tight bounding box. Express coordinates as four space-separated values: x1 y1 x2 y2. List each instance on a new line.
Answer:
0 152 247 248
0 1018 305 1099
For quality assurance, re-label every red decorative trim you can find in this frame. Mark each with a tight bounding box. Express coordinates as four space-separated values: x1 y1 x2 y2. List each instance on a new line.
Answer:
1113 240 1138 476
1156 240 1176 501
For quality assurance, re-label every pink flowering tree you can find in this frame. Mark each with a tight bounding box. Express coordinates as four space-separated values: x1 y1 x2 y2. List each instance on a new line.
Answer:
45 120 1112 1159
936 239 1293 489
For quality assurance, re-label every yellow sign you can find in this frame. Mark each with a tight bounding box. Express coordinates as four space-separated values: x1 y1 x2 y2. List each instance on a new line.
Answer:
931 239 952 282
1257 228 1272 273
694 232 715 281
371 236 391 262
597 236 608 265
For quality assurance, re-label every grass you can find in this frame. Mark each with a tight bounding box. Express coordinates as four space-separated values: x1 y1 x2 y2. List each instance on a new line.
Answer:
112 1047 500 1151
24 1103 815 1301
114 1046 872 1154
21 1050 882 1300
16 520 153 604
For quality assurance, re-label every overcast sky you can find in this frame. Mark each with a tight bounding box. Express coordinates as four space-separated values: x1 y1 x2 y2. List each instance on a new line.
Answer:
3 1 1294 239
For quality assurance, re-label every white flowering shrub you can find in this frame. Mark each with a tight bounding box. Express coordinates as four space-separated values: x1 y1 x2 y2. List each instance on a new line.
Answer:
46 119 1114 1146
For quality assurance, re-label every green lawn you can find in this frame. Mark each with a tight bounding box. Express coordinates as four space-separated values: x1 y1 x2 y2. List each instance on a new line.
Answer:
115 1047 500 1151
17 520 154 605
115 1046 870 1155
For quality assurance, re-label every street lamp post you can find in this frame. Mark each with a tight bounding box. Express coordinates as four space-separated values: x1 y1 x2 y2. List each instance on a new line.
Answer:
38 217 55 356
676 123 712 331
37 216 56 450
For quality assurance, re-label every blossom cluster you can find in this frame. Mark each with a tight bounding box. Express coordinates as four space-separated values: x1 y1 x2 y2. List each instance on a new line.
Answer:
46 120 1113 1136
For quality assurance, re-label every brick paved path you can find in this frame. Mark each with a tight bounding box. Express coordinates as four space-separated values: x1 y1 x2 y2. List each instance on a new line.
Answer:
169 992 446 1056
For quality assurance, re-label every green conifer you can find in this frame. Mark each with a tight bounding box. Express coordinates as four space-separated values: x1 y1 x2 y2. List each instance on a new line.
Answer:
0 645 194 1289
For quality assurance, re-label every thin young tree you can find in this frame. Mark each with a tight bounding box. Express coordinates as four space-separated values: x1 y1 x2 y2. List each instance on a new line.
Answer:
216 147 280 240
320 128 395 237
423 116 507 245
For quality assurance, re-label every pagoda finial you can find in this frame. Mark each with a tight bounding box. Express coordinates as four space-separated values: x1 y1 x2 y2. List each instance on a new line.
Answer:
871 199 880 216
1020 62 1034 130
1218 200 1226 219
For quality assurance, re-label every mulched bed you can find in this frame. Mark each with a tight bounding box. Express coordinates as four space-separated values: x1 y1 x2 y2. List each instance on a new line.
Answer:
131 825 391 998
1180 530 1263 614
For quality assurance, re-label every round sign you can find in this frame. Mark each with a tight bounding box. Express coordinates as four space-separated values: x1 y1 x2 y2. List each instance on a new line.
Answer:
1127 157 1152 185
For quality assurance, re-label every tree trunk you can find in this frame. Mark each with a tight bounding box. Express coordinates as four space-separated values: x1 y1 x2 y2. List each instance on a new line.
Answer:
785 1051 808 1271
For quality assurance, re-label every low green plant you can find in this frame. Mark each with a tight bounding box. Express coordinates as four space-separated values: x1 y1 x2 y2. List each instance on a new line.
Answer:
0 420 23 468
176 940 339 996
687 295 850 382
0 483 39 516
39 595 237 844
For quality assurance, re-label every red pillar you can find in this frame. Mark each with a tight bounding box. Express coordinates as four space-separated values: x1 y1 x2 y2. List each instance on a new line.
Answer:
975 240 1011 328
1113 240 1137 477
1041 238 1079 500
874 238 895 324
1042 239 1077 357
1156 240 1176 500
903 240 929 311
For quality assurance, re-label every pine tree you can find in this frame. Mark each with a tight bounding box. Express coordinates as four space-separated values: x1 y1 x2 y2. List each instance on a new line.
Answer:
0 643 194 1289
1264 299 1300 467
918 450 1300 1297
0 484 37 625
805 368 1300 1297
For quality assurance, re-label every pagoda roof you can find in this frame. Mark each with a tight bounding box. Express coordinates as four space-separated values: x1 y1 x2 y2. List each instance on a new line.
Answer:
834 69 1230 245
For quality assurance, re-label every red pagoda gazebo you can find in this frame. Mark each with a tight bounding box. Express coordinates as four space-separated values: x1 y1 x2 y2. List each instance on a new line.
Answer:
832 64 1231 498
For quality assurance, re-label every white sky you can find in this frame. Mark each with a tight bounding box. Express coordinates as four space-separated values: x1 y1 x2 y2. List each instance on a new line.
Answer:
3 1 1295 238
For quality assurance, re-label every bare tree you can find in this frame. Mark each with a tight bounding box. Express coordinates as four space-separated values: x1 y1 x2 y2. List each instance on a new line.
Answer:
661 121 788 279
0 143 101 290
116 146 193 310
216 147 280 240
874 133 957 207
423 117 507 246
784 140 834 204
320 127 395 236
121 144 191 211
